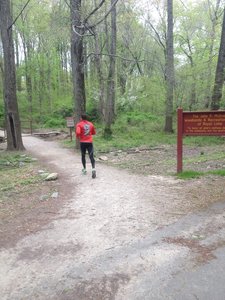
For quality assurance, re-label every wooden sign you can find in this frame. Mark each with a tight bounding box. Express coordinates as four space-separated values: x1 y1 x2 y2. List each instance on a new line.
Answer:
66 117 74 128
177 108 225 173
183 111 225 136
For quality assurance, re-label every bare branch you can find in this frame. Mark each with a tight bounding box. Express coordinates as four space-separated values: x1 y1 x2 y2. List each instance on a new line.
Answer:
71 0 120 37
86 52 146 63
83 0 106 24
89 0 120 28
145 19 166 51
178 0 188 10
8 0 32 30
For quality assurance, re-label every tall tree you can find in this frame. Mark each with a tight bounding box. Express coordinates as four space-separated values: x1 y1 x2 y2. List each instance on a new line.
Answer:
204 0 221 108
211 7 225 110
164 0 174 132
70 0 119 127
104 0 117 136
70 0 86 125
0 0 25 150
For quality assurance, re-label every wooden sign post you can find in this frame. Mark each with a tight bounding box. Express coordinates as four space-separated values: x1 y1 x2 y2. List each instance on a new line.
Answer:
66 117 75 141
177 108 225 173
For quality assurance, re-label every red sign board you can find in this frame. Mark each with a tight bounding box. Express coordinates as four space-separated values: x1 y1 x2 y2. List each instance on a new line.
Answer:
177 109 225 173
183 111 225 136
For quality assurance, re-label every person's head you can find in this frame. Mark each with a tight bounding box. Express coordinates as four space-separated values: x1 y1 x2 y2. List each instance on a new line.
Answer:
81 113 88 120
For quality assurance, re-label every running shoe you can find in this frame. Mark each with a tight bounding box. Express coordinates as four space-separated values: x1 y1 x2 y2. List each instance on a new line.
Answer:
92 169 96 179
82 169 87 175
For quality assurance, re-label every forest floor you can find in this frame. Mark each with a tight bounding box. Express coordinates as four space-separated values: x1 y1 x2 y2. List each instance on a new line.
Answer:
1 133 225 299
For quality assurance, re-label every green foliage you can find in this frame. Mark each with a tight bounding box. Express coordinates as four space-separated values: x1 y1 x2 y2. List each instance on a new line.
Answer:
39 105 73 128
93 112 176 152
208 169 225 176
117 76 165 116
177 170 204 179
43 117 66 128
52 106 73 118
177 169 225 180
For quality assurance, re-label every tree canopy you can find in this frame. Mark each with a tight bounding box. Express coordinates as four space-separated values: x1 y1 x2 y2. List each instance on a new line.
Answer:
0 0 225 140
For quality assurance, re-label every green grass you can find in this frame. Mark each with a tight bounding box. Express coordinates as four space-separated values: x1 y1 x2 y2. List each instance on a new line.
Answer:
208 169 225 176
176 170 205 179
0 152 42 201
177 169 225 180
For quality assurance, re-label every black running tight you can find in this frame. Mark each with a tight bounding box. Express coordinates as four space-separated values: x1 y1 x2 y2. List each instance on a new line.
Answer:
80 142 95 169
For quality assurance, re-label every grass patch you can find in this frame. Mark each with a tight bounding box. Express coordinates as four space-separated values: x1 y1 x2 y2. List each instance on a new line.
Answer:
177 169 225 179
0 151 43 203
208 169 225 176
176 170 205 179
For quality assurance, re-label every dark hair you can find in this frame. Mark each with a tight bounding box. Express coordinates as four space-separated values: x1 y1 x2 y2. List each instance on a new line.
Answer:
81 114 88 120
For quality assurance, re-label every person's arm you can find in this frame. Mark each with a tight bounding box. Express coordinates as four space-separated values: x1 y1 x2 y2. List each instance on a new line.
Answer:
76 124 81 138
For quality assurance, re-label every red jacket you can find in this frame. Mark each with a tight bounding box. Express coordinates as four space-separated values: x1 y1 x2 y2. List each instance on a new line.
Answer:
76 120 96 143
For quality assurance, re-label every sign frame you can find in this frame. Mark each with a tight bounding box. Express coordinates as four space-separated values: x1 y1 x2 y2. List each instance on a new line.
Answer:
66 117 75 128
66 117 75 141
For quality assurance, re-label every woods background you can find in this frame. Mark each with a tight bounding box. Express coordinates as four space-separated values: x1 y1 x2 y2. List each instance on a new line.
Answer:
1 0 225 150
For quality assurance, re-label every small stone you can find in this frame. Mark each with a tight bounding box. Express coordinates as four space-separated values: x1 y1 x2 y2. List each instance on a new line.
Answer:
45 173 58 181
192 234 205 240
99 156 108 161
38 170 45 174
40 173 50 178
51 192 59 198
40 195 48 201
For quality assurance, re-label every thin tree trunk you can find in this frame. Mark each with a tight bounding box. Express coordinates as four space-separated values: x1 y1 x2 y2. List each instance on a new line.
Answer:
205 0 221 108
211 7 225 110
104 0 117 137
164 0 174 133
14 31 22 92
70 0 86 125
94 32 105 121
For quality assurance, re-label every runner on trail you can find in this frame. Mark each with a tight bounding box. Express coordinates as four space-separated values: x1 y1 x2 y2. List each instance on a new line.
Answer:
75 114 96 178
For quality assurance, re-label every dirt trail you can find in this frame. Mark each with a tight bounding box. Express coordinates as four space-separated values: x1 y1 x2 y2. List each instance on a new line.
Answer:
1 136 225 299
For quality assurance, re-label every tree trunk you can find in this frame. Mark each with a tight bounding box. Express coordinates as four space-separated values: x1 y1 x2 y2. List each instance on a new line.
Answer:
104 0 117 137
14 31 22 92
93 32 105 121
70 0 86 125
0 0 25 150
21 34 33 119
211 7 225 110
164 0 174 133
204 0 221 108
